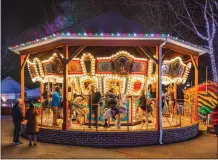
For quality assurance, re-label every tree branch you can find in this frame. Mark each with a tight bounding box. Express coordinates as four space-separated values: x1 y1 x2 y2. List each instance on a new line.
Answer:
182 0 209 41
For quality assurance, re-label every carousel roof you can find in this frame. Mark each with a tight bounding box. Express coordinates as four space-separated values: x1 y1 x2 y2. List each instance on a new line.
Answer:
9 12 207 56
59 12 155 33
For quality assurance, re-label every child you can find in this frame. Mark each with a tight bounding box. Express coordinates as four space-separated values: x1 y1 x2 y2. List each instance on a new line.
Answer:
210 104 218 137
25 102 39 146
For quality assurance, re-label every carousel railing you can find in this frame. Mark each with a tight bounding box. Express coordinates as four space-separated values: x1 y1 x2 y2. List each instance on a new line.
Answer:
36 96 194 131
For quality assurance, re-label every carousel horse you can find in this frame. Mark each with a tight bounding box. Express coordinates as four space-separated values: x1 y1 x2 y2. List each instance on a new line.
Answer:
70 96 88 125
138 98 153 126
102 95 127 129
59 97 88 126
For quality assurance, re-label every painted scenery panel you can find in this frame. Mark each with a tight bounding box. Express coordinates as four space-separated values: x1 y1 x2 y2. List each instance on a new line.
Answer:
97 61 113 73
131 61 147 74
43 63 56 75
68 60 82 74
162 64 170 75
43 57 63 75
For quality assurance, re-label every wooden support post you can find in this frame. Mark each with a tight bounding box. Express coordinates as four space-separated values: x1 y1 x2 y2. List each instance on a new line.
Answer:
174 82 177 114
40 82 44 126
193 56 199 122
21 54 30 70
155 46 160 130
20 55 25 115
62 46 69 130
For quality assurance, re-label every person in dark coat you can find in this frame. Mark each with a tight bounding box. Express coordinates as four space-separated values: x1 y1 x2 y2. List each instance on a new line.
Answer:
12 98 24 145
25 102 39 146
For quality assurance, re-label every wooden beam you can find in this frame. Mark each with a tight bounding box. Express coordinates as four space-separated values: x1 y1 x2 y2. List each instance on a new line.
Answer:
162 50 172 61
190 55 198 69
65 46 86 65
184 59 192 64
21 54 30 70
138 46 158 64
62 45 69 130
53 48 64 64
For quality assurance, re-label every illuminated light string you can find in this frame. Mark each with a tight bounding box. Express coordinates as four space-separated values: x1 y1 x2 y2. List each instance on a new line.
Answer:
9 32 205 50
70 77 81 95
27 59 40 82
27 52 191 86
104 76 125 94
97 50 147 61
33 57 44 77
127 75 145 96
147 57 192 85
80 53 95 76
80 76 98 95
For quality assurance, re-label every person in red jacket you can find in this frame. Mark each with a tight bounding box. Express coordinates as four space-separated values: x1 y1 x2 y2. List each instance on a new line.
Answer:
210 104 218 137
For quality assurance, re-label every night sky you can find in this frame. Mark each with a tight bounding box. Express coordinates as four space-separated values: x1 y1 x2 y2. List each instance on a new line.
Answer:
2 0 56 88
1 0 216 89
2 0 53 38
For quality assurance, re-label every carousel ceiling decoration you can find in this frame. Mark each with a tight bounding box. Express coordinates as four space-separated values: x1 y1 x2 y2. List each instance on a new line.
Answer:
96 51 148 76
9 32 207 54
27 59 41 82
147 57 192 85
80 76 98 95
80 53 95 76
26 51 191 87
127 75 145 96
42 53 63 76
162 57 191 84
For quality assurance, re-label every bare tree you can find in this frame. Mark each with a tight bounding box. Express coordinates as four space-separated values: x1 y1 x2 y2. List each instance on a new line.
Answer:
168 0 218 82
1 37 13 77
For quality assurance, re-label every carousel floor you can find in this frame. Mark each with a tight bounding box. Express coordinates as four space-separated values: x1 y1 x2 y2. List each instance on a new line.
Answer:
37 113 192 131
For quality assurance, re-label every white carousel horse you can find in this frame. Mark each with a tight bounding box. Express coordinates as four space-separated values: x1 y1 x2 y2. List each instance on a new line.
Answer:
70 97 89 126
59 97 88 127
102 96 127 129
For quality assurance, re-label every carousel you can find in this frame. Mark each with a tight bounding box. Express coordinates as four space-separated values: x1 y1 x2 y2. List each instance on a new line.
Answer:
10 32 207 146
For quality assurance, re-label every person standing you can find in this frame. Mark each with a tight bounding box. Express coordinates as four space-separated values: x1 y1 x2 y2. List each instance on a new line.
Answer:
12 98 24 145
25 102 39 146
51 86 62 126
88 85 101 128
42 86 51 109
210 105 218 137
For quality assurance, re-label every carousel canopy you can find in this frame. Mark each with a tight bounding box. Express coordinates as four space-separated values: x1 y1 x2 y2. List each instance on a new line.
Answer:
9 12 207 56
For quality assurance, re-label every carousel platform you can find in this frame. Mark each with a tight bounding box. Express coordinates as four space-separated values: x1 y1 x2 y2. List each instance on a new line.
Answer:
21 114 199 147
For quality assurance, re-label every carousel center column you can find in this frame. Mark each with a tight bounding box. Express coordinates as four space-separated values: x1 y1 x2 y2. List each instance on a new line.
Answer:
62 46 69 130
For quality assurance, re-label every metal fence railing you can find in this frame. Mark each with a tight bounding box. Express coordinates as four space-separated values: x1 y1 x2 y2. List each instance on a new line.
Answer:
37 97 195 131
